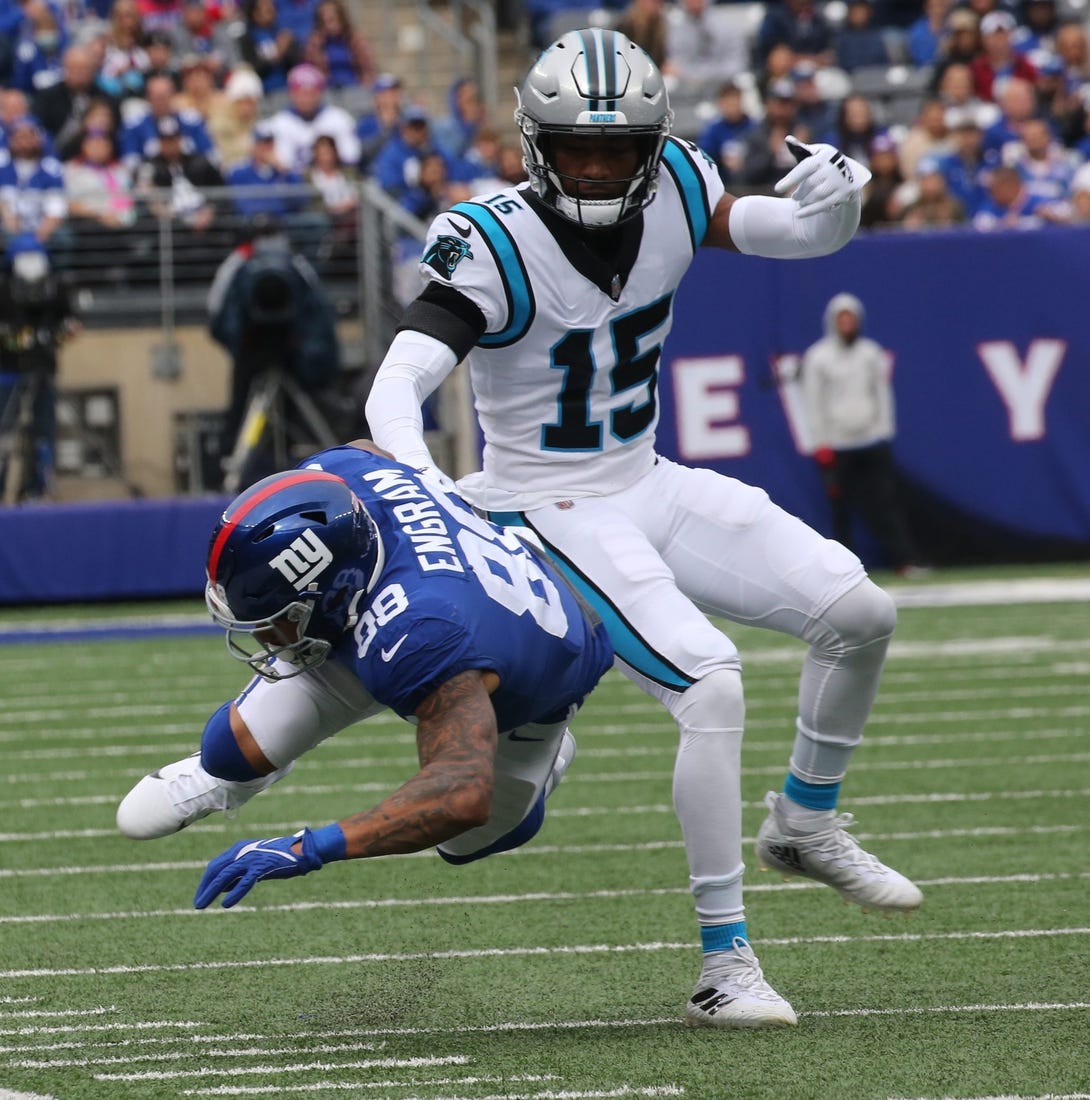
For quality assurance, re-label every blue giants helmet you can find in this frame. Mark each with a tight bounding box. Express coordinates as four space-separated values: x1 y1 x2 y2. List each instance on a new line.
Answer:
205 469 384 679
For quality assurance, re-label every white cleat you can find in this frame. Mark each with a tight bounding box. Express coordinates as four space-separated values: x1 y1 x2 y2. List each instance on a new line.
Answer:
116 752 293 840
685 938 798 1029
755 791 923 913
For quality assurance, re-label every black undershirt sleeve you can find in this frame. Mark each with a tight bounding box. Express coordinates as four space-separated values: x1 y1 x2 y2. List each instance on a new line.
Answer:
397 283 487 363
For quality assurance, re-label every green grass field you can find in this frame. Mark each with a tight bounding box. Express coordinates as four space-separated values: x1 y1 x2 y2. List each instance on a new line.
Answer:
1 565 1088 1100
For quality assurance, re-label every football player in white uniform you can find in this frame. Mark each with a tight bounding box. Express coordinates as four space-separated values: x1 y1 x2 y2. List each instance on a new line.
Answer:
364 28 923 1029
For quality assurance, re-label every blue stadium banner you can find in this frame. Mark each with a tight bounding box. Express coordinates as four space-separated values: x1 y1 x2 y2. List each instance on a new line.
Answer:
658 225 1090 565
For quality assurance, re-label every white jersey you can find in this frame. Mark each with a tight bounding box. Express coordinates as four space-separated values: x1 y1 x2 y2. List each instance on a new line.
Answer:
416 137 726 511
268 104 361 173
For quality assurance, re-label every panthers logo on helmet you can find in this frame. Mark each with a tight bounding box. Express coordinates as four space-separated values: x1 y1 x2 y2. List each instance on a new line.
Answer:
423 235 474 280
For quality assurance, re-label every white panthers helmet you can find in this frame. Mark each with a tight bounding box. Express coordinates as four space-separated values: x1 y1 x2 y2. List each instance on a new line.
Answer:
515 27 673 229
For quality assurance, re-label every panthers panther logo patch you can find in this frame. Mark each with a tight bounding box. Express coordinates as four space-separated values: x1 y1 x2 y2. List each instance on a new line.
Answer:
423 234 474 279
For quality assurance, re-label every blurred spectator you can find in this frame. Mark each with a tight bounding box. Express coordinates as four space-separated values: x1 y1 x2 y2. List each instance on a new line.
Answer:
356 72 402 172
521 0 628 51
303 0 374 89
175 53 223 120
444 123 499 186
170 0 238 74
756 0 835 68
268 62 359 172
1031 51 1077 141
981 76 1039 163
63 123 136 229
399 149 462 220
697 80 755 184
496 141 526 185
1054 22 1089 88
758 42 798 97
145 27 179 77
898 97 950 178
433 77 485 163
0 89 33 148
821 93 880 164
11 0 68 94
860 131 904 226
1013 0 1058 55
226 120 307 219
33 45 122 159
239 0 300 94
972 162 1051 227
936 106 990 215
907 0 954 65
120 70 215 167
0 117 68 255
972 11 1038 101
835 0 894 72
663 0 749 94
274 0 319 48
372 105 437 202
136 112 223 232
227 120 327 257
930 9 981 89
738 80 800 186
1075 103 1090 161
307 131 356 218
0 243 78 502
138 0 185 34
615 0 668 69
1063 161 1090 222
791 61 834 141
100 0 151 98
897 158 966 227
935 59 999 129
207 66 263 169
1005 114 1077 201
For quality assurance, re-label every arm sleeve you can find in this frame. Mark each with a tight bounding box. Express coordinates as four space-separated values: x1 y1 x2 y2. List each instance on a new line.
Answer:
365 329 459 471
728 192 861 259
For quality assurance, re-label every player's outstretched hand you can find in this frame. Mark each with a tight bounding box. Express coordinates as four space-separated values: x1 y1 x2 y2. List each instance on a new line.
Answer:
194 829 324 909
775 136 872 219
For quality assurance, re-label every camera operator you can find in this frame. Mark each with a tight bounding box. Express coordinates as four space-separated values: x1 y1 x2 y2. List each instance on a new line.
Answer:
207 227 341 487
0 240 79 502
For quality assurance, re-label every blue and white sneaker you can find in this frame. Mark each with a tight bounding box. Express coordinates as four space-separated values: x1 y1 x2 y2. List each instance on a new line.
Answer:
685 938 798 1029
755 791 923 912
116 752 292 840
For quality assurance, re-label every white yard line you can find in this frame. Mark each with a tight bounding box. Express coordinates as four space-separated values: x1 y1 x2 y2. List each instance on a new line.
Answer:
0 872 1086 927
1 928 1088 981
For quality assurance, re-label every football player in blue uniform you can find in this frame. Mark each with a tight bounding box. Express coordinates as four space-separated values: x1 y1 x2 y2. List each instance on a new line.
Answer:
364 28 923 1028
117 441 613 911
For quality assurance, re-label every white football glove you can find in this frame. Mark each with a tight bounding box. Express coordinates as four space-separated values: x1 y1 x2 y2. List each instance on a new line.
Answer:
775 136 872 219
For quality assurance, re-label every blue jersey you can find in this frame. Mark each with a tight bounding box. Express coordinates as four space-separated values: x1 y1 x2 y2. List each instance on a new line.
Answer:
299 447 613 728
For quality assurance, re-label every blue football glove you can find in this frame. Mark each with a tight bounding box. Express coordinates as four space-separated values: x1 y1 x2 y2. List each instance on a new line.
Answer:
194 828 324 909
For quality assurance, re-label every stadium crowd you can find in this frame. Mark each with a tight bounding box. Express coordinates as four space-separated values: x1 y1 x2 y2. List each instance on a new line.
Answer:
2 0 1090 290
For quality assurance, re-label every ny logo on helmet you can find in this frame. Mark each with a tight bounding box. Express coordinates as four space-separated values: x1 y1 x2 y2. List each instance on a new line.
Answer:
423 234 473 280
269 529 333 589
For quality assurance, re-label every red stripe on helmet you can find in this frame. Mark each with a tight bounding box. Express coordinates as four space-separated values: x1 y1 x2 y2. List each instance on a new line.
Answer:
207 470 346 585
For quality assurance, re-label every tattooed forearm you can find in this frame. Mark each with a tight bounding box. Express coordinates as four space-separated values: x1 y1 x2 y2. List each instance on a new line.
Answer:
337 670 498 859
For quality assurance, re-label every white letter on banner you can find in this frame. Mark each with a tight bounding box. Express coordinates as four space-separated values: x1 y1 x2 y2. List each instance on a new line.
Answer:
673 356 750 460
978 339 1066 442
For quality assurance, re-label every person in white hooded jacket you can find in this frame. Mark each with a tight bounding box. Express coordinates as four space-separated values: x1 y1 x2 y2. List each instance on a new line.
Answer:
801 292 925 575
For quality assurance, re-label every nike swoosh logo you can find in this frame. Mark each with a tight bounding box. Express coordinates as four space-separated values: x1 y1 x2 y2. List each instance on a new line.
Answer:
508 731 545 742
237 840 297 863
447 217 472 239
380 634 409 662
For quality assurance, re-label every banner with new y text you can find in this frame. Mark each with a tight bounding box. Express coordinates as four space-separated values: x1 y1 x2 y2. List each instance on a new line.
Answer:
658 224 1090 566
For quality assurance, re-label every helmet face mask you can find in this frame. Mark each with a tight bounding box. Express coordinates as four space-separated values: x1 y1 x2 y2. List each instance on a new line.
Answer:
516 28 673 229
205 470 382 681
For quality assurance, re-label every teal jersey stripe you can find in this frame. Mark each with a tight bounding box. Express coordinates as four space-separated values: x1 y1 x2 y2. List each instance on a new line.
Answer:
451 201 535 348
660 139 711 252
489 510 694 692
